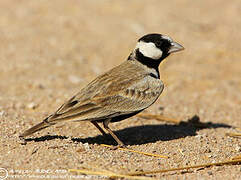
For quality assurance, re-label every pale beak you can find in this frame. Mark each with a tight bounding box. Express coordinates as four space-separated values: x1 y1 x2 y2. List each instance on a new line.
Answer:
168 42 184 54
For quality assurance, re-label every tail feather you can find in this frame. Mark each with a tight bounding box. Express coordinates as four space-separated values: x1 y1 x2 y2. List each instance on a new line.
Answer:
19 118 55 138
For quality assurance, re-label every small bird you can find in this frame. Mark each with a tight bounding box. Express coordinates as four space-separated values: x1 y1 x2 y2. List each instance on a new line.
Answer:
19 33 184 147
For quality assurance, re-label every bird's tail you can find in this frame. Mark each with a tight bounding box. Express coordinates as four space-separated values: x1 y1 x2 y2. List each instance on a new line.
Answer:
19 117 56 138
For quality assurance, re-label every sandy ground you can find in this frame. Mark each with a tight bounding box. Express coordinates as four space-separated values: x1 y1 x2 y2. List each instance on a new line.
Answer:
0 0 241 179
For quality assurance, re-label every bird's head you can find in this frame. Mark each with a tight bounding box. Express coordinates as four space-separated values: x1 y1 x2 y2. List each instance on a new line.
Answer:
133 33 184 65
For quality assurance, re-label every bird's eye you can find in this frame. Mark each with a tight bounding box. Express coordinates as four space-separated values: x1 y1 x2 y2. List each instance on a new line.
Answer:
156 41 162 47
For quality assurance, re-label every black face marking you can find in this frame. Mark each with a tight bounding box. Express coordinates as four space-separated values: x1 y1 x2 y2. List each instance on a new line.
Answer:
138 34 164 43
135 49 161 68
129 33 179 73
138 33 172 57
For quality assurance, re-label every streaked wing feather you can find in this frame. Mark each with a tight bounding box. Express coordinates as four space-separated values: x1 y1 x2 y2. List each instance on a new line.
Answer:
47 61 163 123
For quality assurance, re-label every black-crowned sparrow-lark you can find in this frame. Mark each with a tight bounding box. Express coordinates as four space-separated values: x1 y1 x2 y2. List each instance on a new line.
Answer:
20 33 184 147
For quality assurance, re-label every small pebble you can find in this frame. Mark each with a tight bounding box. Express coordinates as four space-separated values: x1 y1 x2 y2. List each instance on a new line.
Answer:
38 84 45 89
204 148 212 153
207 154 212 158
207 171 213 175
235 145 241 152
83 143 90 151
195 135 203 140
27 102 38 109
184 160 190 165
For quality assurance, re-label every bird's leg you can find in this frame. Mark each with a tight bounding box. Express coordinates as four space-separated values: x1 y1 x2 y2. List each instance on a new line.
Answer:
90 121 107 136
103 119 125 148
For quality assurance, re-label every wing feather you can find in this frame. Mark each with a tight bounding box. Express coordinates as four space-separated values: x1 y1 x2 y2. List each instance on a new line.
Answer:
47 61 164 122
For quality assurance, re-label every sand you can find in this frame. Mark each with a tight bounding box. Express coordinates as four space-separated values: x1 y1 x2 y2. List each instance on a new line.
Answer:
0 0 240 179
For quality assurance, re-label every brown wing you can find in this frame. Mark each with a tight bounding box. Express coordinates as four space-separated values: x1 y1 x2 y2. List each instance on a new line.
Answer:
47 61 164 123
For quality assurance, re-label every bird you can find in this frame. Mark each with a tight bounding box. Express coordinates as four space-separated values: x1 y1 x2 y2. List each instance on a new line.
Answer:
19 33 184 147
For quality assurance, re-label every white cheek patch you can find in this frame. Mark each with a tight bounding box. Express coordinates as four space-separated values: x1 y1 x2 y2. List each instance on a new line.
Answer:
135 41 163 60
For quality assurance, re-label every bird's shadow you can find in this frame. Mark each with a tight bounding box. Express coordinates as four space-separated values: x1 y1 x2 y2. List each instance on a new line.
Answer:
25 115 233 146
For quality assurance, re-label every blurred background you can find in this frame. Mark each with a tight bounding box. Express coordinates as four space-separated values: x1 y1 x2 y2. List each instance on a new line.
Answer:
0 0 241 178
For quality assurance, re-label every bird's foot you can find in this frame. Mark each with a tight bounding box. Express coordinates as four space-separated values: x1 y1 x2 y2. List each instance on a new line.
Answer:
110 143 127 150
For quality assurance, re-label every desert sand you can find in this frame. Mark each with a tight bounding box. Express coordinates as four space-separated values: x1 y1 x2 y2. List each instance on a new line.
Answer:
0 0 240 179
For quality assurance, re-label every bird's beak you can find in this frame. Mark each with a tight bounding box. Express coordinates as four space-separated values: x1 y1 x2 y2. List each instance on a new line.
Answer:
168 42 184 54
